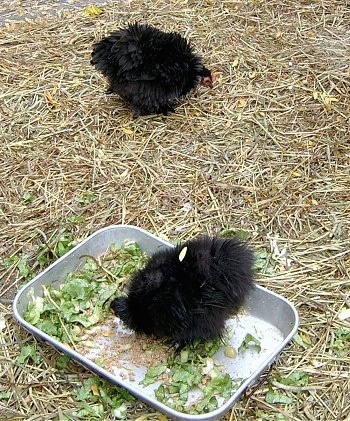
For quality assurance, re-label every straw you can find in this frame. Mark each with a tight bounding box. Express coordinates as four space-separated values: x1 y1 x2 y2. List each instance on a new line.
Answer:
0 1 349 419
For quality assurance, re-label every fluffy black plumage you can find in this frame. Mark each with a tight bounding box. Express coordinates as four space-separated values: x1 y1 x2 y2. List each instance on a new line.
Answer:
91 22 214 117
110 236 255 350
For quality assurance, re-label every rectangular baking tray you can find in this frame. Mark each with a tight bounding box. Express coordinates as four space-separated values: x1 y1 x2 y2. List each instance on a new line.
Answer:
13 225 299 421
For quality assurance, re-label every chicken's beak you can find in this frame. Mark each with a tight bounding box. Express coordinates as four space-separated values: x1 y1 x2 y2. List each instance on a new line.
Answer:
210 72 217 87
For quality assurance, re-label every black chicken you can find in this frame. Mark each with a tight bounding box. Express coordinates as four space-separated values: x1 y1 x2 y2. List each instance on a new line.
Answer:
91 22 215 117
110 236 255 351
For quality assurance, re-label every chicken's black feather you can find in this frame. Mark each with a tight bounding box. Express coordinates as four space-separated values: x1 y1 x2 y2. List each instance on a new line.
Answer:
110 236 255 350
91 22 212 116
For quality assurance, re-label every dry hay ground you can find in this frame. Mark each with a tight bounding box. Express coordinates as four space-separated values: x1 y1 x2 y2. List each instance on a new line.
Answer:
0 0 349 420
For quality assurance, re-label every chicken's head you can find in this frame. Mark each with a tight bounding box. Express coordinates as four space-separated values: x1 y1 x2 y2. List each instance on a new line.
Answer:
200 71 216 88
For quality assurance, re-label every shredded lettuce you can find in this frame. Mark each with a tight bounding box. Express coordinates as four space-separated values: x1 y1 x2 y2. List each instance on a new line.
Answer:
144 340 242 414
24 241 147 344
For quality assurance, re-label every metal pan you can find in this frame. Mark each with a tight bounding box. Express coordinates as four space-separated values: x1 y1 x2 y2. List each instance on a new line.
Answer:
13 225 299 421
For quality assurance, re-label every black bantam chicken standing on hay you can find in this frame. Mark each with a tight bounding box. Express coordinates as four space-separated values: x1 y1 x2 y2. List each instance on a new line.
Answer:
91 22 215 117
110 236 255 351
